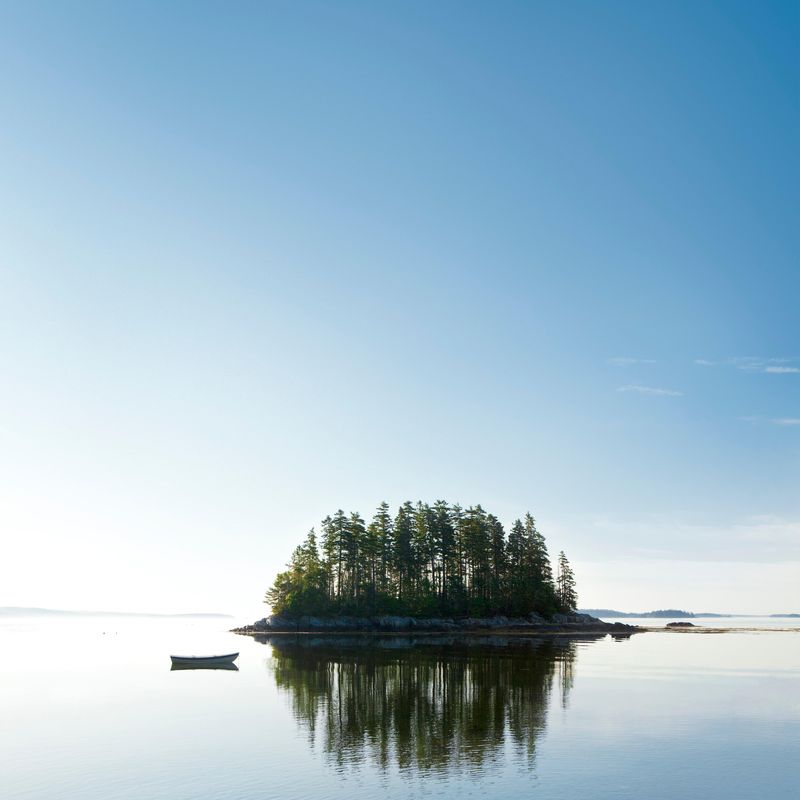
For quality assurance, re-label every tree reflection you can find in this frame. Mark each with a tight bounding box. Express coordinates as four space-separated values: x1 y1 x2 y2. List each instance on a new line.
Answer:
258 635 613 773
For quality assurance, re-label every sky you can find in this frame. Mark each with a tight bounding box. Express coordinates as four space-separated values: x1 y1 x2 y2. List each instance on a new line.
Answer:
0 1 797 617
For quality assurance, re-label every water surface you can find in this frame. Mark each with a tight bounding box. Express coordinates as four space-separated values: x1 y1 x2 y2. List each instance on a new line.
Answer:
1 615 798 799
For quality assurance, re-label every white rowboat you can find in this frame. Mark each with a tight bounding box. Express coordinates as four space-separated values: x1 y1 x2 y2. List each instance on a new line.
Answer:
170 652 238 666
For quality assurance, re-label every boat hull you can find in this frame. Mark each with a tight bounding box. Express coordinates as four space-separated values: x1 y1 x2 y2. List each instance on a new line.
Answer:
170 652 239 666
171 661 239 671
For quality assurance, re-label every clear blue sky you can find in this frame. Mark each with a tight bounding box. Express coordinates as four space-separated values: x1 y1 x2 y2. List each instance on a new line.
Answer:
1 1 797 615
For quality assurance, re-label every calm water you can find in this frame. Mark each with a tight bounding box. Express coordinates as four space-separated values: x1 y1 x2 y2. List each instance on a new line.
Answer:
1 615 799 799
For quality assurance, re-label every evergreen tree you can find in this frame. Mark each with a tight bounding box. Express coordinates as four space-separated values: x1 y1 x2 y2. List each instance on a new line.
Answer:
366 502 393 607
505 519 526 615
556 551 578 611
487 514 507 613
320 515 339 602
462 505 491 613
433 500 455 607
345 512 366 608
324 511 350 602
392 502 414 601
525 513 557 614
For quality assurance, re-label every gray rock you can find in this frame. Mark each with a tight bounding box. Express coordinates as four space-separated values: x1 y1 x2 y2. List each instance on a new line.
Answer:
552 612 601 625
232 609 636 635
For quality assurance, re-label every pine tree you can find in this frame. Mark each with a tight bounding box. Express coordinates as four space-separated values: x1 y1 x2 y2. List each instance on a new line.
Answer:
462 505 491 613
346 512 366 608
319 510 354 604
525 513 557 614
433 500 455 607
320 515 338 602
487 514 507 613
392 502 414 601
505 519 527 615
556 551 578 612
367 502 393 603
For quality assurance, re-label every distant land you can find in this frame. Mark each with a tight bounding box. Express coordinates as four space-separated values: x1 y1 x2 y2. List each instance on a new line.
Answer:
580 609 731 619
0 607 233 618
581 609 799 618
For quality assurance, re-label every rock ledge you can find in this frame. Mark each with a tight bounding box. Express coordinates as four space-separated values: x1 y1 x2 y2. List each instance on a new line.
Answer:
232 612 640 635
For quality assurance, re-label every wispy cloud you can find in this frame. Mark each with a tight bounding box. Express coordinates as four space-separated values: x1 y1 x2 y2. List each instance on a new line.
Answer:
733 357 769 371
608 357 656 367
617 384 683 397
695 356 798 374
739 416 800 427
733 357 797 373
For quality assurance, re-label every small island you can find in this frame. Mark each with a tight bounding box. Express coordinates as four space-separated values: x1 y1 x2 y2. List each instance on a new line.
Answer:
235 501 639 636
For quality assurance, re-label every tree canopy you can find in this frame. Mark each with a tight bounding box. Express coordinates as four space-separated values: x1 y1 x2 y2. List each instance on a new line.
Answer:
266 501 578 619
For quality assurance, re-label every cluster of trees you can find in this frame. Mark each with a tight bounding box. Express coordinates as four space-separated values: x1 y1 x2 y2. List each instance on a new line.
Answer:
266 501 578 619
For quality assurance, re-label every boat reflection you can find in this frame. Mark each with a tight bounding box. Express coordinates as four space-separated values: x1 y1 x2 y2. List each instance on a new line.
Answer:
259 634 619 773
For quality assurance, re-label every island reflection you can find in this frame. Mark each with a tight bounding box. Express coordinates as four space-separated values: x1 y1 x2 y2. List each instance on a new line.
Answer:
258 634 624 773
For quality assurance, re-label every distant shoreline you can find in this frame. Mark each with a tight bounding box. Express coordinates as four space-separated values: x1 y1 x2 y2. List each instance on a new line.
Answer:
581 608 799 618
0 607 233 618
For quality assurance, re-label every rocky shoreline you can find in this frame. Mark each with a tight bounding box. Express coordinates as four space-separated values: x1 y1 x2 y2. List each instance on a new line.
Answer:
232 611 641 636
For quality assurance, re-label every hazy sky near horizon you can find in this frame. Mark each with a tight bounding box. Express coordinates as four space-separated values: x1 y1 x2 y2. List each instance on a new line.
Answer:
1 1 798 617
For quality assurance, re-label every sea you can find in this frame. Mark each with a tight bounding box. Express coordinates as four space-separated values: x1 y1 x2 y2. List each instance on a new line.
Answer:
1 612 798 799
